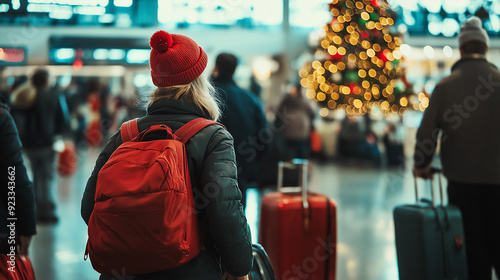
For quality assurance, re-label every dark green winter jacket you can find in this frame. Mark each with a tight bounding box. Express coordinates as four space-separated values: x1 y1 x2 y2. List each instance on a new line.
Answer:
81 98 253 280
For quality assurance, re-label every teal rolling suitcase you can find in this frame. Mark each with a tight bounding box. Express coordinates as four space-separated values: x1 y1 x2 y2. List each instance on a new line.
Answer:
394 169 468 280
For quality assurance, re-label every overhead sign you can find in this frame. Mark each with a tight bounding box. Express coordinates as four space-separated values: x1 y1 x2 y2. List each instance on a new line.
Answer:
0 47 26 65
49 36 150 65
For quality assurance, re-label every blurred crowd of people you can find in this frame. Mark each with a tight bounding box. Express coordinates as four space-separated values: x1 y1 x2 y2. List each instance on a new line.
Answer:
0 57 410 229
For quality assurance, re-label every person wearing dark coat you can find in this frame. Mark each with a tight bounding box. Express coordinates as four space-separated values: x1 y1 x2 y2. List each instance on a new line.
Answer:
81 31 252 280
414 17 500 279
212 53 268 209
10 69 68 223
275 84 315 159
0 93 37 256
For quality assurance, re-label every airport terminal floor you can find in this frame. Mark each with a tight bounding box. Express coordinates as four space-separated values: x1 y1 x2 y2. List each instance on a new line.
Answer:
26 146 498 280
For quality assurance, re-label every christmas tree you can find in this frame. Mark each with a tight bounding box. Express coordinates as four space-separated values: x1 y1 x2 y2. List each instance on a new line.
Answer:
299 0 420 116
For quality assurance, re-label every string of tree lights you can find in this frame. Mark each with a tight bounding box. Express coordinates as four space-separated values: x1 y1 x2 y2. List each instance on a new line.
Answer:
300 0 428 116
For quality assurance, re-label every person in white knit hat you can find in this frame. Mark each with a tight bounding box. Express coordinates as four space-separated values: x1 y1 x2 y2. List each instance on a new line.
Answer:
414 16 500 279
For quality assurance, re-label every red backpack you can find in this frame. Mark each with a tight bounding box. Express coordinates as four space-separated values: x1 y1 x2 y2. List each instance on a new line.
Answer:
85 118 222 275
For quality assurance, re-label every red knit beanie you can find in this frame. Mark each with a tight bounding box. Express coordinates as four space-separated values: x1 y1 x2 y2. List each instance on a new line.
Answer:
149 30 208 87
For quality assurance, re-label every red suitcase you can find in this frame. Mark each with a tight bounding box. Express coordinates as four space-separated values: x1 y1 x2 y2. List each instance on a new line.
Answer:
258 159 337 280
58 141 78 176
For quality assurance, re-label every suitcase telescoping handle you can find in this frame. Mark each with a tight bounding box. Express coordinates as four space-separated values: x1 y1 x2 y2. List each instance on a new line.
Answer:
277 159 310 229
413 167 444 208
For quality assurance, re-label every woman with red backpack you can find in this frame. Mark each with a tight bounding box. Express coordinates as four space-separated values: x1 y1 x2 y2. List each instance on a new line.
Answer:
81 31 252 280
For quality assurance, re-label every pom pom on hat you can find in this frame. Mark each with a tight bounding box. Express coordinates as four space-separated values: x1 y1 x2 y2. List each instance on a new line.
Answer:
150 30 173 52
464 16 482 29
459 16 489 47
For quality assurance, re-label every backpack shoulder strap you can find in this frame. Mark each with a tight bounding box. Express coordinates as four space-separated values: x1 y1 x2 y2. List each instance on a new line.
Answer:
175 118 225 144
120 118 140 143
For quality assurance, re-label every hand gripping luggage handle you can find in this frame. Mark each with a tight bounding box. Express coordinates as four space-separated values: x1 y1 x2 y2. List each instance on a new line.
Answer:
413 167 444 208
277 158 310 230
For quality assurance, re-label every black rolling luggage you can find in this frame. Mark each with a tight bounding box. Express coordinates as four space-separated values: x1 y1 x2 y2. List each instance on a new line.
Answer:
249 244 277 280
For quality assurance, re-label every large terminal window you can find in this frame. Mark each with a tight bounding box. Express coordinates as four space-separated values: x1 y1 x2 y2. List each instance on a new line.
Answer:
157 0 283 29
0 0 158 27
289 0 331 28
387 0 500 37
0 0 334 30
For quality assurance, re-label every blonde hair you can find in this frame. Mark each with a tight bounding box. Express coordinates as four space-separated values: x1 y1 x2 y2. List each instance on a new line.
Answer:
148 75 221 121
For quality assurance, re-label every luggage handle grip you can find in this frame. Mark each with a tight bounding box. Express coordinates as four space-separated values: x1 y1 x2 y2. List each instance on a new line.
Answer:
277 159 309 194
414 167 444 208
277 159 310 230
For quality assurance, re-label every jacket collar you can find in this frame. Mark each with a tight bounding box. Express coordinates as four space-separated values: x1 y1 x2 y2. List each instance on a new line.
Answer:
0 102 8 111
451 56 497 72
147 97 211 118
212 76 235 86
0 93 9 111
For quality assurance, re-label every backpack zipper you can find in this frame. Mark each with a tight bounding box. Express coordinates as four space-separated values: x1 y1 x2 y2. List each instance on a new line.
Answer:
84 239 89 261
